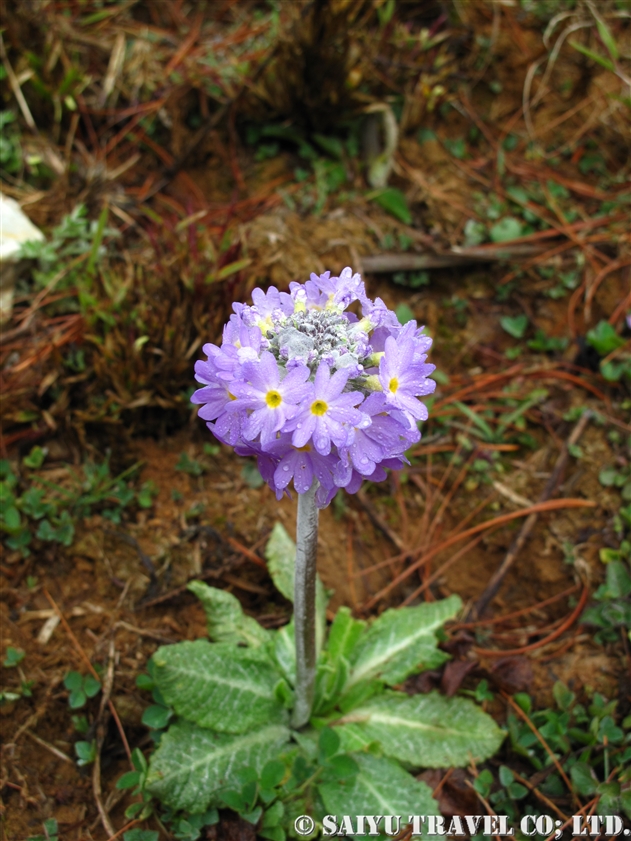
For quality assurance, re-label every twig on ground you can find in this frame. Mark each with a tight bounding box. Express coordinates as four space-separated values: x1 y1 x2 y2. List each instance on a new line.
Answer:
0 32 36 131
113 620 174 644
23 730 73 765
469 410 592 620
93 638 117 839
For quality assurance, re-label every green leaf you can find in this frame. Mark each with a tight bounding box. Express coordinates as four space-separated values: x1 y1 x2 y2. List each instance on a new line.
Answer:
595 16 619 60
498 765 514 787
324 753 360 780
3 646 25 667
313 134 344 159
444 137 467 159
569 40 615 72
345 595 462 689
598 715 624 745
571 762 598 796
500 314 529 339
242 806 263 825
318 752 438 828
241 461 265 488
136 672 155 691
315 608 365 713
370 188 412 225
273 618 296 685
187 581 270 647
259 828 285 841
84 675 101 698
335 690 505 767
553 681 575 711
395 303 415 325
474 769 494 798
123 831 159 841
69 689 88 709
64 670 83 691
264 523 328 652
75 739 96 766
131 746 147 772
146 720 291 813
23 446 47 469
43 818 58 838
262 799 284 828
142 704 172 729
602 560 631 599
490 217 523 243
220 789 246 812
327 607 366 663
508 781 528 800
260 759 285 790
2 505 21 531
599 466 619 487
586 320 625 356
318 727 340 761
152 640 289 733
265 523 296 601
116 770 142 790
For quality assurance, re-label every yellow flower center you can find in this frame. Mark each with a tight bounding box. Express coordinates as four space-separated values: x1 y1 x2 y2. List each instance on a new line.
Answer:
311 399 328 416
228 392 237 401
389 377 399 394
265 390 282 408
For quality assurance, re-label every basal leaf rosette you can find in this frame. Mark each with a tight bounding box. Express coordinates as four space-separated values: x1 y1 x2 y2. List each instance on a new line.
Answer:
191 268 436 507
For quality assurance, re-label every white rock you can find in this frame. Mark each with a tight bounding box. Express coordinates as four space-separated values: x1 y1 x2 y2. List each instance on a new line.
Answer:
0 192 45 324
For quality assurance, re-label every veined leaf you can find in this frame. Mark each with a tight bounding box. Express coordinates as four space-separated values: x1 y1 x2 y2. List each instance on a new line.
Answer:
152 640 289 733
314 607 367 714
273 618 296 685
318 752 438 833
187 581 270 647
327 607 366 661
146 720 291 813
265 522 328 652
335 690 505 768
345 595 462 688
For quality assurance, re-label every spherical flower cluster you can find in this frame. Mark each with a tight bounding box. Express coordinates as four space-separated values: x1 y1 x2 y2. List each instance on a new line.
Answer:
192 268 436 507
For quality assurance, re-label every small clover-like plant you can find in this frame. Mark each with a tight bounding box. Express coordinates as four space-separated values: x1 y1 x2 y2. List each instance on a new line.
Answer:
116 748 155 822
1 449 159 558
63 670 101 709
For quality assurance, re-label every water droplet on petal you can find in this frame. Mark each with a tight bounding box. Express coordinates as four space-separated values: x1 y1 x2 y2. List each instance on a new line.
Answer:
283 465 290 472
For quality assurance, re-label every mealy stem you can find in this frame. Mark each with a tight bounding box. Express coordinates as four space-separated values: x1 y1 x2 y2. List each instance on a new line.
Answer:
291 482 319 729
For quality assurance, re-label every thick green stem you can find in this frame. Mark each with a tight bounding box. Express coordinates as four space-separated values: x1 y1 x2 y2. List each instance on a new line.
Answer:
291 483 319 729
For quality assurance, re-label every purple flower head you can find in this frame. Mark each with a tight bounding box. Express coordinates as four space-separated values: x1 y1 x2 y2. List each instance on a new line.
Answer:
193 269 435 507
